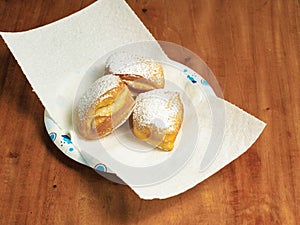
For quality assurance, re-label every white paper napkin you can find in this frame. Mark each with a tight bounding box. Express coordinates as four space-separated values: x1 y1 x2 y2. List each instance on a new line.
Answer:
1 0 155 132
72 64 266 199
133 97 266 199
1 0 266 199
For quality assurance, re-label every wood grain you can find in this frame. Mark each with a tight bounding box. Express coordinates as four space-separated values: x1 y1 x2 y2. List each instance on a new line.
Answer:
0 0 299 224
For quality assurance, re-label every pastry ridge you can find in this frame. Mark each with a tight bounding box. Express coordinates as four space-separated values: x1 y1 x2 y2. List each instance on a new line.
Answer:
74 74 135 140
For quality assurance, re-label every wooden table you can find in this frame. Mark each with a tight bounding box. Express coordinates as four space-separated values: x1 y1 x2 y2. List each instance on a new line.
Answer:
0 0 299 224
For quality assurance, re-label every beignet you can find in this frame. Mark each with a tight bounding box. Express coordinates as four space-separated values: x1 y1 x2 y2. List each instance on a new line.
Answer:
132 89 184 151
74 74 135 140
105 52 164 97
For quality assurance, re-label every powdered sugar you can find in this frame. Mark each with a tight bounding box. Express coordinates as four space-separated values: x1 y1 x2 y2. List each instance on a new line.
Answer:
76 74 121 121
106 52 143 72
106 52 164 86
133 89 182 130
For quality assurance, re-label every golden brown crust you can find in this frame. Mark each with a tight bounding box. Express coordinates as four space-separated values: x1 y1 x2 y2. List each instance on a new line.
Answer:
105 52 165 96
132 89 184 151
74 74 135 140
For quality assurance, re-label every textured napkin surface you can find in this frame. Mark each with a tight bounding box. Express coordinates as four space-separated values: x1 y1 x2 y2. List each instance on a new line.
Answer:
133 97 266 199
73 66 266 199
1 0 266 199
1 0 155 131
